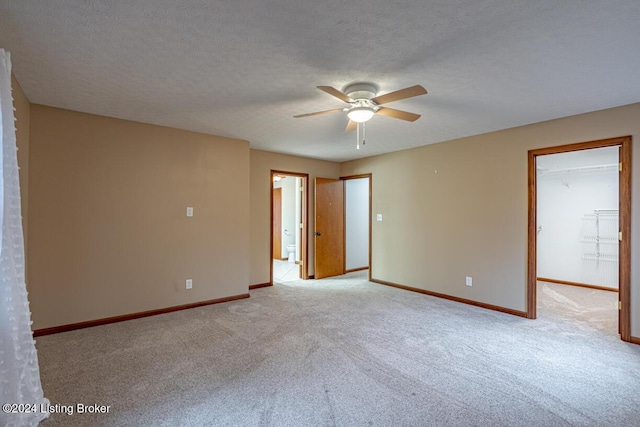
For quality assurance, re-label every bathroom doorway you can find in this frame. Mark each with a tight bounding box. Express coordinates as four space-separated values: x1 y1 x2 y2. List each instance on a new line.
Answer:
271 170 309 284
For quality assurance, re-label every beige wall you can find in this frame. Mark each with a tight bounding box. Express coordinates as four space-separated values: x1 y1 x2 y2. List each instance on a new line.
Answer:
23 98 640 338
249 150 340 284
12 75 29 253
340 102 640 338
28 105 250 329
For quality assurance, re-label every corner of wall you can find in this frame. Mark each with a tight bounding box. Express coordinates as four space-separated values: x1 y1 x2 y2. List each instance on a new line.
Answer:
249 149 341 285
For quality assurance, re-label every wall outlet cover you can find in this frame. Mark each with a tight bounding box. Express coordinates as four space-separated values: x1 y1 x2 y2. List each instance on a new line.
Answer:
186 279 193 289
465 276 473 287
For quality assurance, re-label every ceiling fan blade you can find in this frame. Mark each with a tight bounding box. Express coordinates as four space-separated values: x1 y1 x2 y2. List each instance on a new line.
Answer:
317 86 354 103
371 85 427 105
376 107 421 122
293 108 344 118
345 120 357 132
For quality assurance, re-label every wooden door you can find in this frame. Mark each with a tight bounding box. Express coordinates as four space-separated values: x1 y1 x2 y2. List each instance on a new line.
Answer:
273 188 282 259
315 178 344 279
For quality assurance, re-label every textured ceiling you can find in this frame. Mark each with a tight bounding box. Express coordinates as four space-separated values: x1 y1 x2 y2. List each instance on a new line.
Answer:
1 1 640 162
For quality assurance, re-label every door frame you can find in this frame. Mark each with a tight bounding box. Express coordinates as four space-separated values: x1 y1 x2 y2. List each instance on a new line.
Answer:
272 187 283 260
527 136 632 342
341 173 373 281
270 170 310 284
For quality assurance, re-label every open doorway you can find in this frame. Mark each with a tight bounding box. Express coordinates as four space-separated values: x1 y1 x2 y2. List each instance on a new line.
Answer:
536 147 619 335
527 136 632 342
313 174 372 280
271 170 309 284
343 174 371 279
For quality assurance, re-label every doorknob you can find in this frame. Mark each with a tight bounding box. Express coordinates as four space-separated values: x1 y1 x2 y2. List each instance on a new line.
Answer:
315 231 322 236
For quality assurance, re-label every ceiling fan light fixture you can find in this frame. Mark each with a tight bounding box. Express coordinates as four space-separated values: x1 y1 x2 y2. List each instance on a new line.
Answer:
347 106 375 123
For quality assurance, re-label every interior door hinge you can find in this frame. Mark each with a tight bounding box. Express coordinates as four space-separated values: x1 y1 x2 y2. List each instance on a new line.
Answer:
619 162 623 172
619 301 622 310
619 231 623 241
299 223 304 229
299 186 304 192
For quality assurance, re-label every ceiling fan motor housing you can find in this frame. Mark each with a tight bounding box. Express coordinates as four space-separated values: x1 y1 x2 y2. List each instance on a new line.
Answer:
343 83 378 101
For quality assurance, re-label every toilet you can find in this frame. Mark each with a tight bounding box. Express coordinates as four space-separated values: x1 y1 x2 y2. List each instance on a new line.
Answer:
286 244 296 262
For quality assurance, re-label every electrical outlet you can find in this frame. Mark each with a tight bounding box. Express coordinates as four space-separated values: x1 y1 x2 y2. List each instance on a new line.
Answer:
186 207 193 217
186 279 192 289
465 276 473 287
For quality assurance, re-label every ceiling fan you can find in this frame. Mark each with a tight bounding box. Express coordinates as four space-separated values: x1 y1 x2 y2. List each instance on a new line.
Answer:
294 83 428 132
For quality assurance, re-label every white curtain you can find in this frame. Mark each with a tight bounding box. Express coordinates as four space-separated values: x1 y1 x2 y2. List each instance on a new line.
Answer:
0 50 48 427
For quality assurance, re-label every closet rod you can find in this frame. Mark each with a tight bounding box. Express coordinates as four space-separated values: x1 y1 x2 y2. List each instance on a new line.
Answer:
538 163 618 175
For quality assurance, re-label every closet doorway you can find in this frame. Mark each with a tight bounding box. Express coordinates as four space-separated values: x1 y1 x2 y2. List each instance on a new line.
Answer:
343 174 371 279
313 174 372 280
527 136 631 342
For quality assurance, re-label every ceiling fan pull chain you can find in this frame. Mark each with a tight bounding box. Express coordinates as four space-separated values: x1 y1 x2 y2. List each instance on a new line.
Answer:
363 121 366 146
356 122 360 150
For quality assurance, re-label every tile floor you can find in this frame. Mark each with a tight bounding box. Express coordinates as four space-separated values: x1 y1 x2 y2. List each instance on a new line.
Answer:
273 258 300 283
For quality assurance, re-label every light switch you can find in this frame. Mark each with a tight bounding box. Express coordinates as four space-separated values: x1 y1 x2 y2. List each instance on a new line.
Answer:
186 207 193 217
376 214 383 222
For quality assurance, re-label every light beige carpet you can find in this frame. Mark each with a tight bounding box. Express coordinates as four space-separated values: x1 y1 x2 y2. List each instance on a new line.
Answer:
537 280 618 336
35 272 640 426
